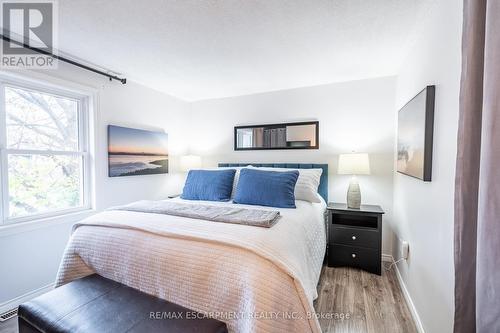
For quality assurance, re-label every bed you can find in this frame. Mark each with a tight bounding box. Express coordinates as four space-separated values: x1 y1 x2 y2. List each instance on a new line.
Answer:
56 163 328 333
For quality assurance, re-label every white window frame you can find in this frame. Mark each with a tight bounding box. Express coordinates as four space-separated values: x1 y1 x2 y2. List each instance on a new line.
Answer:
0 76 92 225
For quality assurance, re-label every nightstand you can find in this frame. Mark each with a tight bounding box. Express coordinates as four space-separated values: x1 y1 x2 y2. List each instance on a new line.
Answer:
327 203 384 275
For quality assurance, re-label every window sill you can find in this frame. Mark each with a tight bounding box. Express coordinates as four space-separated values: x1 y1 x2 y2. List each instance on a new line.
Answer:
0 208 96 237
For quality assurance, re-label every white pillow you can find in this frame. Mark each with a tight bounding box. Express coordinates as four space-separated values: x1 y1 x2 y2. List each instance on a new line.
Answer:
247 166 323 203
217 166 248 198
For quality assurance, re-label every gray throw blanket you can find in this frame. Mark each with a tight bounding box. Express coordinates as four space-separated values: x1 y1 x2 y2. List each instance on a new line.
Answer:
109 200 280 228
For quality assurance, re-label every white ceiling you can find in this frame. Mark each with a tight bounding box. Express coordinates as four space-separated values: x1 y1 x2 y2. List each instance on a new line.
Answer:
59 0 432 101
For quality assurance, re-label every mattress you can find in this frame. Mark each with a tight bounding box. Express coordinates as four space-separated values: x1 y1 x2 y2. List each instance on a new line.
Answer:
55 198 327 333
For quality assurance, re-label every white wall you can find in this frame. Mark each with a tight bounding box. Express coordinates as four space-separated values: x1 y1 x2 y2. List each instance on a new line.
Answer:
1 72 397 310
0 63 190 308
392 0 462 332
190 77 397 256
0 5 463 328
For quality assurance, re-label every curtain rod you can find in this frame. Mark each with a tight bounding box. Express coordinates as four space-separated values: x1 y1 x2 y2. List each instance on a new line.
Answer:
1 34 127 84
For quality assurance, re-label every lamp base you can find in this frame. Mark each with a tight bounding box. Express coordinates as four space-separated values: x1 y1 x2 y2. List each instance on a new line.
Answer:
347 177 361 209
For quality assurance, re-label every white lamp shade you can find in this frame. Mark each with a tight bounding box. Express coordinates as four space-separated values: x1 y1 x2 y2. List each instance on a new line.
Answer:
338 153 370 175
180 155 201 172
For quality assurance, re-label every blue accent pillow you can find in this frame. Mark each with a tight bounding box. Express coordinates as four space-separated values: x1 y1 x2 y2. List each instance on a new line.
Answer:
233 168 299 208
181 169 236 202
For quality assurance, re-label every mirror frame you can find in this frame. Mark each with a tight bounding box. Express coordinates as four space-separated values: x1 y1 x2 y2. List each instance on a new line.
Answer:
234 121 319 151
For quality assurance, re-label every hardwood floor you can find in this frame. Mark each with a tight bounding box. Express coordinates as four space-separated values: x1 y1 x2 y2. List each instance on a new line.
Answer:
314 263 417 333
0 263 416 333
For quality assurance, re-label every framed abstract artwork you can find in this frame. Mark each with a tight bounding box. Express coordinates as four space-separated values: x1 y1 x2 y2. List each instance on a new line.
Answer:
397 85 435 181
108 125 168 177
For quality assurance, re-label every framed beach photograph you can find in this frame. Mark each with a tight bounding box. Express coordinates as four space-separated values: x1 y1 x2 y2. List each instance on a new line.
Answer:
397 85 435 181
108 125 168 177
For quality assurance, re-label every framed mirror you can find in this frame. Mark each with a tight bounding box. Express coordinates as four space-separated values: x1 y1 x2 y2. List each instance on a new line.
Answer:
234 121 319 150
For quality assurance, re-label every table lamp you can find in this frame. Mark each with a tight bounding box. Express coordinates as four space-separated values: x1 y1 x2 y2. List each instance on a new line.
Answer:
338 153 370 209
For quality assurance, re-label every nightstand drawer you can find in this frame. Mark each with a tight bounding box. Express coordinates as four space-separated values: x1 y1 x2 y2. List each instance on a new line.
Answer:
331 225 379 249
329 244 380 274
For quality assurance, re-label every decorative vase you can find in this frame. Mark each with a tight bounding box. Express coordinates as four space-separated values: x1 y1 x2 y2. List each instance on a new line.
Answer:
347 177 361 209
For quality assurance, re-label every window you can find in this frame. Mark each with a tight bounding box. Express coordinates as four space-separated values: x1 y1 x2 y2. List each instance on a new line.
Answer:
0 79 91 223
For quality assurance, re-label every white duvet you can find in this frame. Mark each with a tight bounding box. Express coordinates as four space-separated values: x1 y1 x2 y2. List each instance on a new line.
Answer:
56 198 327 333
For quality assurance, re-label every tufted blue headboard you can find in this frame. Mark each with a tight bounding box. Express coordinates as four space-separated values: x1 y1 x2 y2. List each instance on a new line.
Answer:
218 163 329 202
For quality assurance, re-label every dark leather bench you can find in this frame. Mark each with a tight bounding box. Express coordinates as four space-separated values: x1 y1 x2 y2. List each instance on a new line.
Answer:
18 274 228 333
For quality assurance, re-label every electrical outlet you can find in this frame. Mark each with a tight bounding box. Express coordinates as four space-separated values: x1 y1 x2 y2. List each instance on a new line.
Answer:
401 240 409 260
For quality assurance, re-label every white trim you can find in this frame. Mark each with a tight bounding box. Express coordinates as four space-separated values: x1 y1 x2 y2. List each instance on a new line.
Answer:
386 255 426 333
0 283 54 315
382 253 393 262
0 83 6 223
4 206 92 225
0 208 95 237
0 74 94 224
0 70 99 97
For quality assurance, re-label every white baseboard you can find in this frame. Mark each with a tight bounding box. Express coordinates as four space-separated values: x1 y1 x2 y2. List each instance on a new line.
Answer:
382 253 393 262
385 255 425 333
0 283 54 314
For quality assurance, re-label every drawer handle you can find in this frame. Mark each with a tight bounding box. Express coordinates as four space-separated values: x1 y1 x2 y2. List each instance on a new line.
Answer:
351 253 357 258
352 236 357 240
